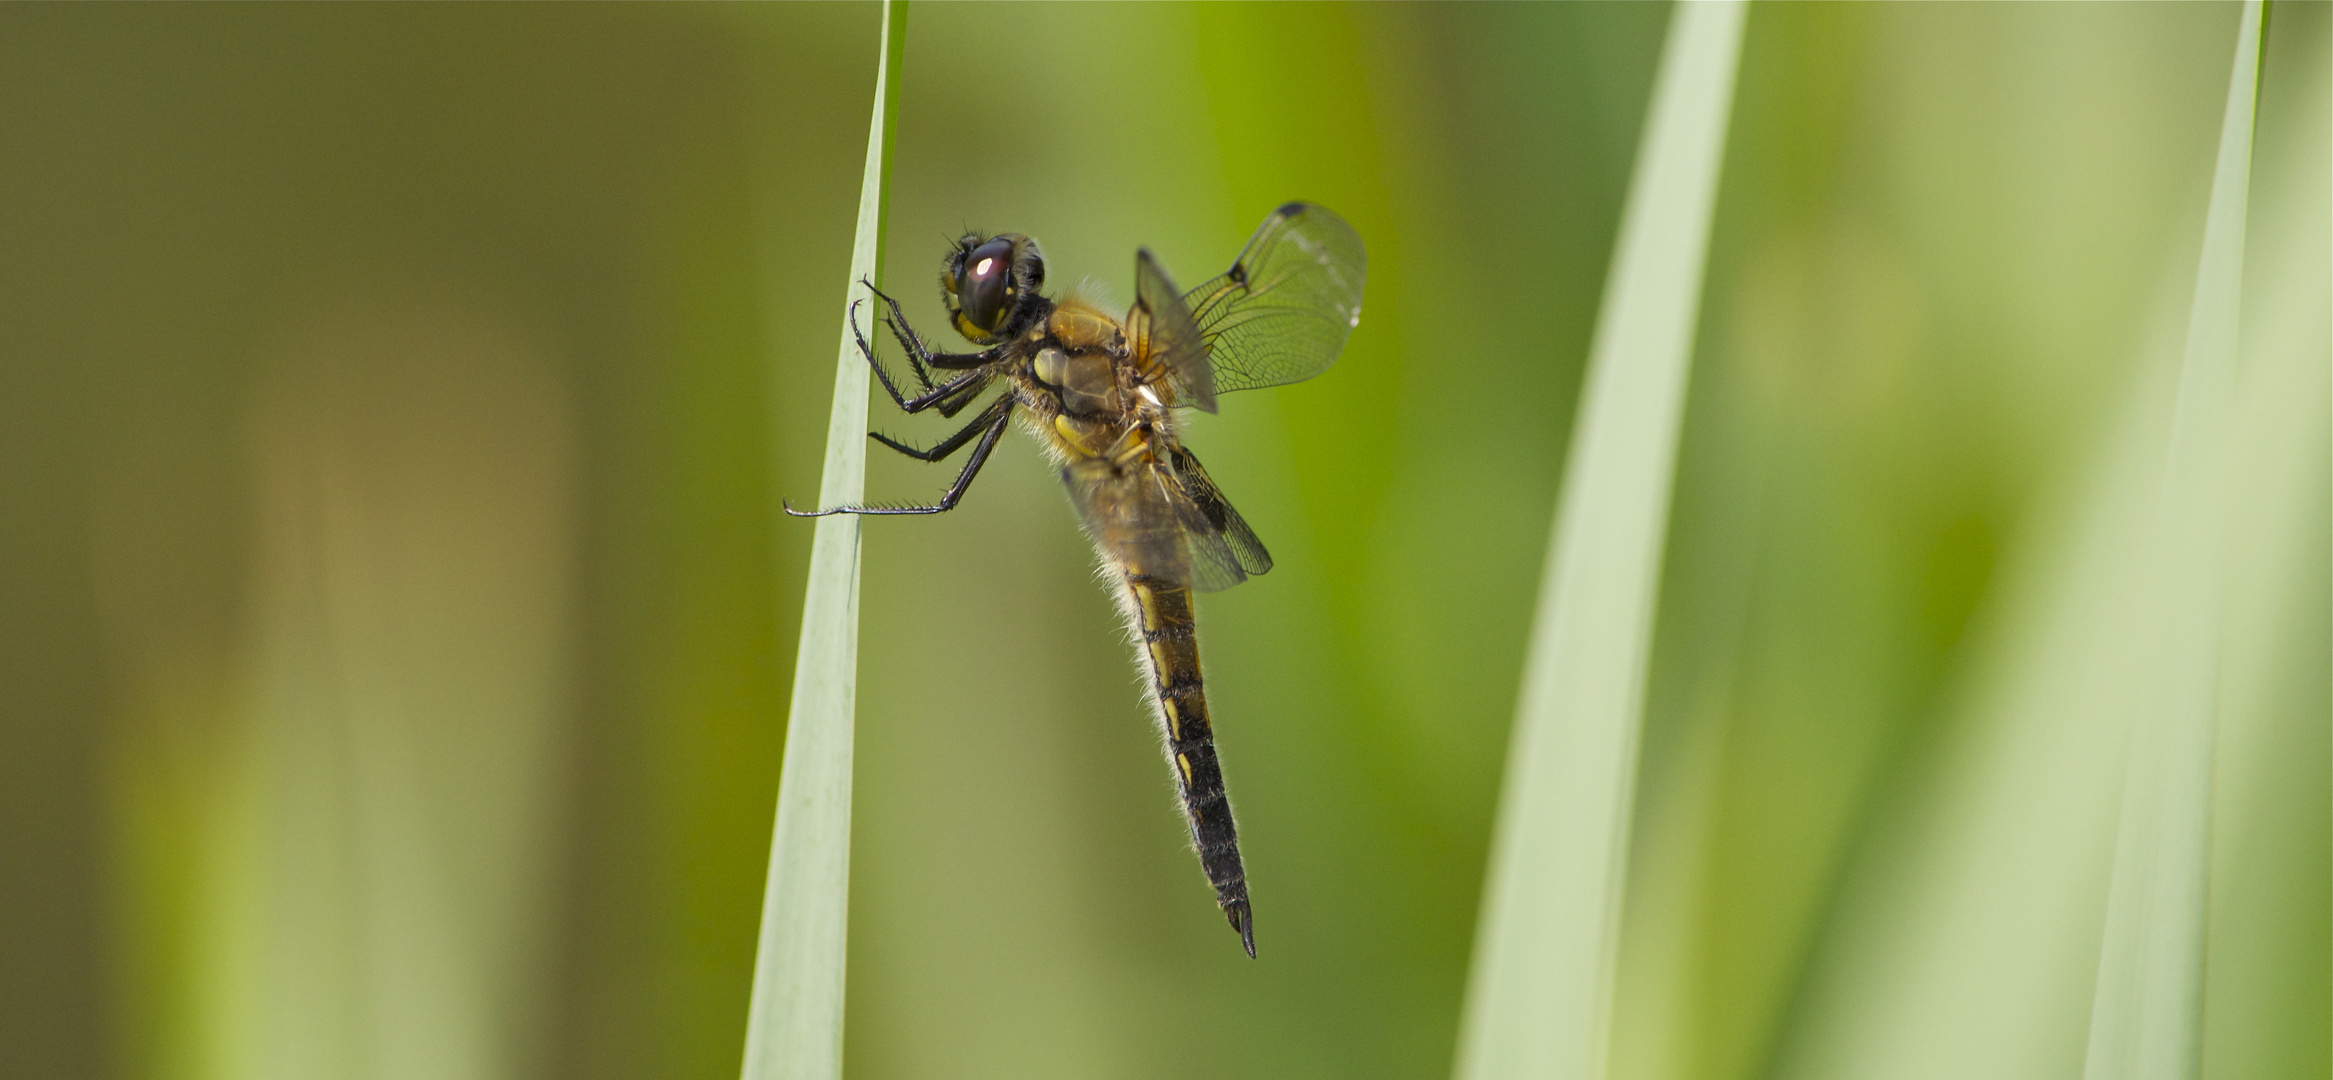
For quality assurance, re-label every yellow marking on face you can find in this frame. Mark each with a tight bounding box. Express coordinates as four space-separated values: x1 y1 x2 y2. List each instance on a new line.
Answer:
1052 414 1091 453
1176 753 1194 785
1161 697 1180 740
1133 584 1159 631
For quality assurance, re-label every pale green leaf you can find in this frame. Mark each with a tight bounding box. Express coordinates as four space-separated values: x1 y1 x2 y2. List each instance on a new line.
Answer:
2081 4 2263 1079
1452 5 1745 1080
738 5 905 1080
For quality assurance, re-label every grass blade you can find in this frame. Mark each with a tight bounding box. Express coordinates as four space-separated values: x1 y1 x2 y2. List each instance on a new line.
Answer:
2080 4 2263 1079
1452 6 1745 1080
738 5 905 1080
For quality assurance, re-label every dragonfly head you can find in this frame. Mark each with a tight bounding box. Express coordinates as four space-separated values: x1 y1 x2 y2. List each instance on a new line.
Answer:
943 232 1045 345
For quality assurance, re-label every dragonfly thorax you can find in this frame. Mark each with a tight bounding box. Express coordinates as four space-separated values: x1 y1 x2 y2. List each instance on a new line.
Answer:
1032 347 1122 418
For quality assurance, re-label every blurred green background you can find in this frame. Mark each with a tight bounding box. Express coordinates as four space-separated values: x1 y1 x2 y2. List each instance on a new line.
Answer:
0 4 2324 1080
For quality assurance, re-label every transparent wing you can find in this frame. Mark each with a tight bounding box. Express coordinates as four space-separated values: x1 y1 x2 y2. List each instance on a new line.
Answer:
1059 446 1270 594
1181 202 1366 395
1161 444 1271 581
1131 249 1218 413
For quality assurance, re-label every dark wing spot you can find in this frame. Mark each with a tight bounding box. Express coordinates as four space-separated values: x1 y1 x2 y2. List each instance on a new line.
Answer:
1227 262 1248 285
1274 201 1306 218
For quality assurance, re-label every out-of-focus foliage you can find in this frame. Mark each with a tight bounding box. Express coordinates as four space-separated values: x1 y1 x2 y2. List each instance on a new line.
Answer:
0 6 2321 1080
2083 7 2261 1079
1459 8 1744 1080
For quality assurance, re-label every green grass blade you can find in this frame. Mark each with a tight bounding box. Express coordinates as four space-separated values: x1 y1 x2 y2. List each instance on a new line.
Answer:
1452 5 1744 1080
2080 4 2262 1079
738 5 904 1080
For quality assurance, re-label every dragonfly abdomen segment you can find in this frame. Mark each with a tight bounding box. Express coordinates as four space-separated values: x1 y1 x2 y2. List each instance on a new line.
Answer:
1124 572 1254 958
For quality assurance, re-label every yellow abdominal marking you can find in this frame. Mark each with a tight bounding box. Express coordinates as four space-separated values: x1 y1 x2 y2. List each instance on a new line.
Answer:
1177 753 1194 785
1147 640 1169 673
1162 697 1180 740
1134 584 1159 631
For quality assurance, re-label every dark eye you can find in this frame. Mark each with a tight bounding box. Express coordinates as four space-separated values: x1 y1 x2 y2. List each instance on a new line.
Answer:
958 237 1018 334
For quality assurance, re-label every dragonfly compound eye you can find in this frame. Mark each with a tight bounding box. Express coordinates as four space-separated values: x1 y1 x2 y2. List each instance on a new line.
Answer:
958 236 1018 335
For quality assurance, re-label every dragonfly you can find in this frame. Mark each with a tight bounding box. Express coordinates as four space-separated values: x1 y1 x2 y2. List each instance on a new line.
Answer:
791 202 1364 957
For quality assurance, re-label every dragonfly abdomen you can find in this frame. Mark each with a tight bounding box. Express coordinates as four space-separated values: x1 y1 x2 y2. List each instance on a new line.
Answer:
1123 572 1254 958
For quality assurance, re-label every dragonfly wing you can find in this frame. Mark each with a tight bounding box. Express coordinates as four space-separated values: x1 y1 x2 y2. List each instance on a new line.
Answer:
1161 444 1271 582
1132 249 1218 413
1061 457 1198 587
1059 450 1265 594
1181 202 1366 395
1163 481 1251 594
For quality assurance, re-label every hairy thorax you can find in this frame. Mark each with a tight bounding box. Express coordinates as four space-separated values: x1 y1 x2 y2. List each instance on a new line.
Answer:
1012 295 1175 469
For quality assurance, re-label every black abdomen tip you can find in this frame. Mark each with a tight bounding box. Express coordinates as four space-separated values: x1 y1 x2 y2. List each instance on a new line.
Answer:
1226 899 1256 958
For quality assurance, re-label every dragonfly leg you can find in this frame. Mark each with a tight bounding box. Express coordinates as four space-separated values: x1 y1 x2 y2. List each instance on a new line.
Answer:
853 298 937 405
871 397 1012 462
927 375 995 420
864 277 992 376
848 292 930 392
786 403 1012 517
876 351 990 418
851 298 994 414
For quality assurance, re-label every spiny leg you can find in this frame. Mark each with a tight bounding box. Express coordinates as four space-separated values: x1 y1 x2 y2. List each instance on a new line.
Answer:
851 297 929 400
851 299 995 414
864 277 991 373
870 395 1012 462
864 282 935 389
785 402 1013 517
926 376 993 421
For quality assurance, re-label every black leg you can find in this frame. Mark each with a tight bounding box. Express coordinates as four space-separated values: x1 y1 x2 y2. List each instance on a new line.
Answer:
871 396 1012 462
786 405 1014 517
929 376 997 420
852 309 994 416
865 278 991 372
854 299 975 410
873 285 936 391
850 297 928 400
